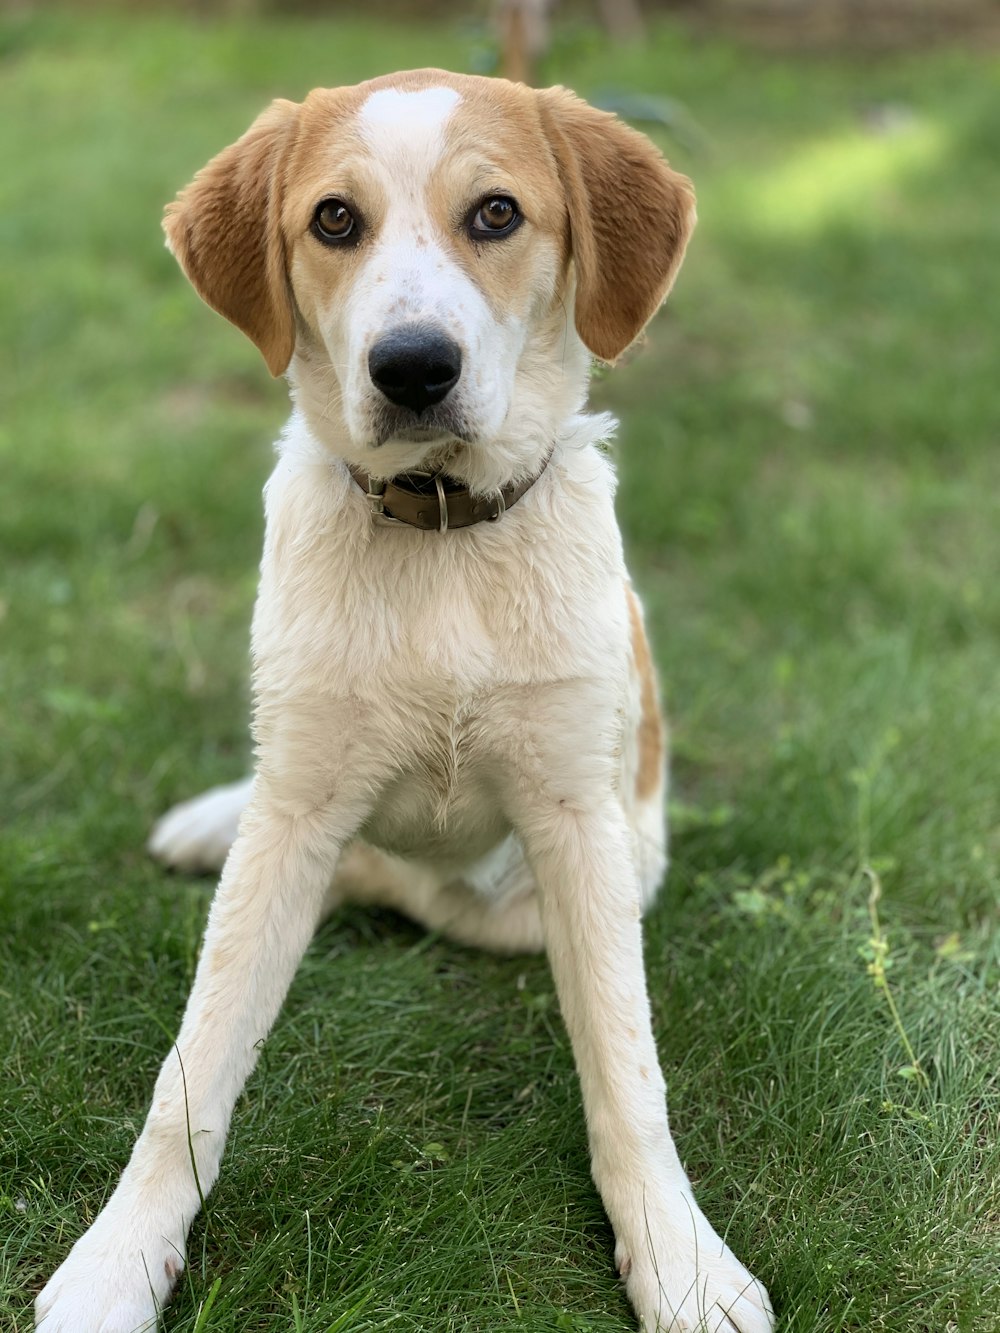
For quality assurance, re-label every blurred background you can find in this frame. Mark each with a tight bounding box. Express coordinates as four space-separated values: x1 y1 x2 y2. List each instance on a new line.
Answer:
2 4 998 1332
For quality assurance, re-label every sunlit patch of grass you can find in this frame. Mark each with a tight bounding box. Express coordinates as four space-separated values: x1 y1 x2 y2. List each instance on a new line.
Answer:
733 117 947 237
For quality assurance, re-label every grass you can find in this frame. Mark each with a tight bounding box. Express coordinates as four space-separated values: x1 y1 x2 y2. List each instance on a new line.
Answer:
2 9 999 1332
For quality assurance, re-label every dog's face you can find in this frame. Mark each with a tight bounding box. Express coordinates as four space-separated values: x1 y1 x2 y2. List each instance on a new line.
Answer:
285 79 575 485
165 71 695 491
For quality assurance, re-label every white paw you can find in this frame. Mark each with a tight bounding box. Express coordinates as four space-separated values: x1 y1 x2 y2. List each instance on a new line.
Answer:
617 1193 774 1333
148 777 252 873
36 1209 184 1332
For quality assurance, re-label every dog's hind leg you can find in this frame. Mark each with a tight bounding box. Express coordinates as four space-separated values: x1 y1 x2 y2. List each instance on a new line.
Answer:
150 787 543 953
328 838 544 956
148 777 254 873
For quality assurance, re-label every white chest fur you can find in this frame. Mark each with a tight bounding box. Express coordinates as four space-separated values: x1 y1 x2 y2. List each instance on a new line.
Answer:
249 410 630 868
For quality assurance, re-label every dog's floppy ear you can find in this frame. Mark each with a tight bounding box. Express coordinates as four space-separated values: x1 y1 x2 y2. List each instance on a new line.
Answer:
163 99 300 377
539 88 696 363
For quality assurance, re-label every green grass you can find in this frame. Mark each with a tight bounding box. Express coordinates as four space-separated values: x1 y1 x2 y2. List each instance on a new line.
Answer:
2 10 999 1332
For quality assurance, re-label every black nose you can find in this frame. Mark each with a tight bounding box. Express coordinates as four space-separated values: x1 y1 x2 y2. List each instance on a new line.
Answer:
368 326 462 414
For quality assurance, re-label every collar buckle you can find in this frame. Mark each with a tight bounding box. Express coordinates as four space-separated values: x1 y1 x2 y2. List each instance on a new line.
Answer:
365 479 386 517
364 477 407 528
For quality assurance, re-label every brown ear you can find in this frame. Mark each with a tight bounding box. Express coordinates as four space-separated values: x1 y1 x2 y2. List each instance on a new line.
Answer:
539 88 696 363
163 99 300 377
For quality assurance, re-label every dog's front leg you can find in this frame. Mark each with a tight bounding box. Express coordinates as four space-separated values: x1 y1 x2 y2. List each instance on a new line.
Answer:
36 772 365 1333
516 797 774 1333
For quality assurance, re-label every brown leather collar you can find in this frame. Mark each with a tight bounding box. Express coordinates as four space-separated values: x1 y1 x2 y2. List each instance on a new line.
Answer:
348 453 551 531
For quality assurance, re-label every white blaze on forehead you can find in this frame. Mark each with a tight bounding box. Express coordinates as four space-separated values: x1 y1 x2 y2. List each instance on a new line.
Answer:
339 81 521 473
357 86 461 186
350 84 472 328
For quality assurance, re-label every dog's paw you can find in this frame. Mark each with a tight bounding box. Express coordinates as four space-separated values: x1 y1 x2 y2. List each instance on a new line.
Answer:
616 1194 774 1333
148 778 252 873
36 1211 184 1332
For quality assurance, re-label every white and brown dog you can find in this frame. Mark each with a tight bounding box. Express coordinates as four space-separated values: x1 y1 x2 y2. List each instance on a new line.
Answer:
36 71 774 1333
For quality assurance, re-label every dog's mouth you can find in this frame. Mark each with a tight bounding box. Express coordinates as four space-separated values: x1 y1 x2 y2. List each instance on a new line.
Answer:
369 400 473 451
380 425 456 445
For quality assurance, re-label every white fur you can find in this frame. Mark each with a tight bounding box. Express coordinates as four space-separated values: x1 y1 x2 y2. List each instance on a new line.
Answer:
36 81 773 1333
147 777 252 873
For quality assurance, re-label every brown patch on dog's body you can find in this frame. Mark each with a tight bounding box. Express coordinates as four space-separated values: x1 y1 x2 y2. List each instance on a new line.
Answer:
626 585 663 802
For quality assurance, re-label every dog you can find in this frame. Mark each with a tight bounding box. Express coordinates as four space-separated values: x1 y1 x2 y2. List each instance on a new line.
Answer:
35 71 774 1333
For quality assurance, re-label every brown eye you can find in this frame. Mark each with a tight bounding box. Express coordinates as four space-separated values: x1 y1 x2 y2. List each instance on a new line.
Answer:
312 198 357 244
469 195 521 239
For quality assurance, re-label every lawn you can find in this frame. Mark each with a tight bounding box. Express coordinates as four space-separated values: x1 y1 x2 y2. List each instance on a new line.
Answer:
1 9 998 1332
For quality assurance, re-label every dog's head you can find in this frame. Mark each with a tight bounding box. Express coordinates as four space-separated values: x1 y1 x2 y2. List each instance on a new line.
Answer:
164 71 695 492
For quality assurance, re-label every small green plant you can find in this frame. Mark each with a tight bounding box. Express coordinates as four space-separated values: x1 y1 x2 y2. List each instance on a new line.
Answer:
858 865 928 1089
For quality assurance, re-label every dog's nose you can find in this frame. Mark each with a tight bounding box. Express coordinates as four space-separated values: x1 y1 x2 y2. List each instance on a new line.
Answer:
368 327 462 414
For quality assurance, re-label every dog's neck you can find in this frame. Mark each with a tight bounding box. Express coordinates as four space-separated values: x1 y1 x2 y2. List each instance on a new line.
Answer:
274 407 619 523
